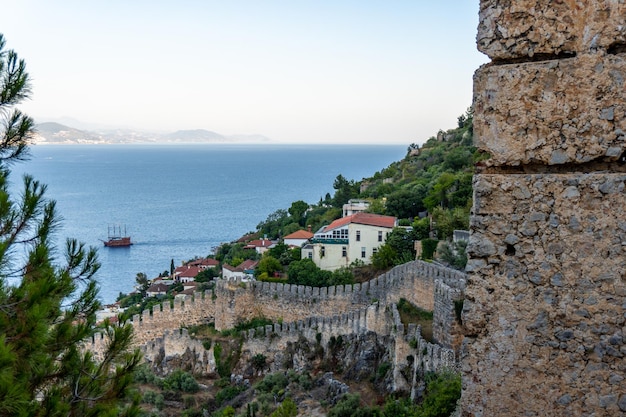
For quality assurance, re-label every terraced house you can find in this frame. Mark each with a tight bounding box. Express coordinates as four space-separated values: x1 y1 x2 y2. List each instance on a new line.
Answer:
302 212 397 271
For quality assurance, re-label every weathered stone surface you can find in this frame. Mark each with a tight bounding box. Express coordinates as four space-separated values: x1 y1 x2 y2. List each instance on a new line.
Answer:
463 173 626 416
474 53 626 166
478 0 626 59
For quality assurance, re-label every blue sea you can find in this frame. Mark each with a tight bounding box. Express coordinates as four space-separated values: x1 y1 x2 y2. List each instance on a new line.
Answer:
9 144 406 303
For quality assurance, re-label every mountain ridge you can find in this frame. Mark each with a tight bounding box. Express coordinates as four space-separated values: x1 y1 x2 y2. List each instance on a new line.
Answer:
32 122 272 144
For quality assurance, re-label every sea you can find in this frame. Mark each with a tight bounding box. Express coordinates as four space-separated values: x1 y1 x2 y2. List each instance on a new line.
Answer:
9 144 406 303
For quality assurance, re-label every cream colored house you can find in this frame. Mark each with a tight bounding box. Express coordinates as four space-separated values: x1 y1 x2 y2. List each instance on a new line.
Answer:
302 212 397 271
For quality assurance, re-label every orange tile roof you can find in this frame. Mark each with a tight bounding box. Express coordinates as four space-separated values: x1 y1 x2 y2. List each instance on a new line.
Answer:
284 230 314 240
323 212 396 232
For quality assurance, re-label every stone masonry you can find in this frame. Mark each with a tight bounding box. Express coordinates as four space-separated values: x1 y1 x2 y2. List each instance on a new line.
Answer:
463 2 626 416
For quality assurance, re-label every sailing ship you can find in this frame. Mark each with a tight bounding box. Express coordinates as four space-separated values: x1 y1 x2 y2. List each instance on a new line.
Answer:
103 225 133 247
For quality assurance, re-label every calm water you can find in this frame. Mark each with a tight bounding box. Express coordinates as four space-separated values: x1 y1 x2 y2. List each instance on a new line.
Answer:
10 144 405 303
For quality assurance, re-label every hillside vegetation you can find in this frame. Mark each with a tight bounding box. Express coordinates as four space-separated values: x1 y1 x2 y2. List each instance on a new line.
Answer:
255 108 480 270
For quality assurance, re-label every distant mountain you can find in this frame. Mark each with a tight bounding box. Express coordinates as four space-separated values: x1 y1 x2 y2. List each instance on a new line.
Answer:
163 129 228 143
31 123 272 145
34 122 105 144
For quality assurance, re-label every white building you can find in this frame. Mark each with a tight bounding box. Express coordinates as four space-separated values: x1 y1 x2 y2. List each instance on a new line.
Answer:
302 212 397 271
342 199 371 217
283 229 314 247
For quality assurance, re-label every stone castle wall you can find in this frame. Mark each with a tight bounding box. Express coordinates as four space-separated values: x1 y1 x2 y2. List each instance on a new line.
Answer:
214 260 465 350
463 2 626 416
89 261 466 370
238 301 456 398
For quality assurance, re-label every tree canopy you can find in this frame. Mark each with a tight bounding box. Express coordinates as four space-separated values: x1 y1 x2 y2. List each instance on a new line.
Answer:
0 33 141 416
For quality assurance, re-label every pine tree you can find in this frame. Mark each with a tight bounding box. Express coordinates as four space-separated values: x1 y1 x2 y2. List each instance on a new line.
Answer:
0 33 141 416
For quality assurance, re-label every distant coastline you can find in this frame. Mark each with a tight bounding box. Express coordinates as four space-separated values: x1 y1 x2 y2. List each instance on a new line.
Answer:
32 122 272 146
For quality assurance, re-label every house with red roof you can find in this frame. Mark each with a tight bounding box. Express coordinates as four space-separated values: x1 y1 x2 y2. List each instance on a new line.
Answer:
283 229 314 247
222 259 259 280
244 238 275 254
187 257 219 269
146 282 170 297
175 265 202 283
301 212 397 271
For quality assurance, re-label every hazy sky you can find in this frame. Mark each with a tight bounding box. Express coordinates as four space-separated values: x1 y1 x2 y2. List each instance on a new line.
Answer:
1 1 487 144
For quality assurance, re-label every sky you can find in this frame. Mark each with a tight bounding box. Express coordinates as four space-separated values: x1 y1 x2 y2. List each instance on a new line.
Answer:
1 1 487 145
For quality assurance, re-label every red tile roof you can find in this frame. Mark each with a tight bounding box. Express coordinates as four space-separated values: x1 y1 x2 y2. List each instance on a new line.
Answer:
223 259 259 273
284 230 314 240
178 266 201 278
187 258 219 267
323 212 396 232
244 239 274 249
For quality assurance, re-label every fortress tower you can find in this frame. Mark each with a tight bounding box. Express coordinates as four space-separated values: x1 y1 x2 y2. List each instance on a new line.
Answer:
463 1 626 415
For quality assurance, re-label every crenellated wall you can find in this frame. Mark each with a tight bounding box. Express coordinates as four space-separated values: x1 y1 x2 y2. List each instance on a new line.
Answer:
236 301 456 397
215 260 466 343
464 2 626 416
92 261 465 384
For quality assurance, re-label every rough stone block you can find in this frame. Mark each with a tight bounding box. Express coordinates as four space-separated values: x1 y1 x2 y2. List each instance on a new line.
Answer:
474 53 626 166
464 172 626 416
478 0 626 59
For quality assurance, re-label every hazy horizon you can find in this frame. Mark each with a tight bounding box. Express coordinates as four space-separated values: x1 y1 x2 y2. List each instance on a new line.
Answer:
2 1 486 145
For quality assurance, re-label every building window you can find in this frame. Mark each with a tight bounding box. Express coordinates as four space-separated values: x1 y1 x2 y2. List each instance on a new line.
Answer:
378 231 383 242
373 247 378 255
356 230 361 241
321 246 326 257
342 246 347 257
361 247 366 258
308 251 313 259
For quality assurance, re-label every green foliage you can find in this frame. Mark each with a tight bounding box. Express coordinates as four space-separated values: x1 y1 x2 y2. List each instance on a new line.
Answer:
371 244 397 271
0 34 141 417
412 217 431 240
371 227 417 270
161 370 200 393
215 384 246 406
195 266 218 282
256 209 291 240
256 255 283 277
436 240 467 271
397 298 434 321
385 187 427 219
332 174 360 208
328 394 381 417
431 207 470 241
213 405 236 417
287 258 355 287
421 239 439 260
288 200 309 226
419 371 462 417
136 272 150 296
270 398 298 417
251 353 267 371
327 371 461 416
216 242 258 266
255 372 289 395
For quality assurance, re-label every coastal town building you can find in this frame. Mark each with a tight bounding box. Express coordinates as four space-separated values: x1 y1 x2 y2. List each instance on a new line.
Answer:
342 199 370 217
145 282 170 297
174 265 202 283
222 259 259 280
243 238 275 255
302 212 397 271
283 229 314 247
186 257 219 269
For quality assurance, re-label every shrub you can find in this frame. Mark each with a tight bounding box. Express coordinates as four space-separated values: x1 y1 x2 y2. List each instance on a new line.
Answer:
215 385 246 406
162 370 199 393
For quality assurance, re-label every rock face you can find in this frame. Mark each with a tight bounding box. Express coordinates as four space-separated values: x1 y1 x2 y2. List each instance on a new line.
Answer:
463 1 626 416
